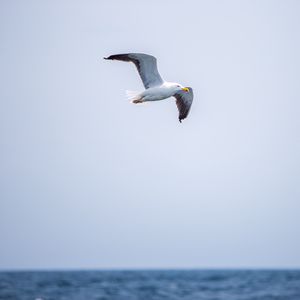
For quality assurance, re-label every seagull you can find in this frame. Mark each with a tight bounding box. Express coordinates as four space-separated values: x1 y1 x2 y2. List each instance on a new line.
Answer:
104 53 194 122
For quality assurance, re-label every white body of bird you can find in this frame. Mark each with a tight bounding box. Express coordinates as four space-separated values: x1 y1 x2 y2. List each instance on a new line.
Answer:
128 82 185 103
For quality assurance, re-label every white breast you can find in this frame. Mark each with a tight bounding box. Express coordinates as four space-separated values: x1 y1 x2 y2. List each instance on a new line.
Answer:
141 84 176 101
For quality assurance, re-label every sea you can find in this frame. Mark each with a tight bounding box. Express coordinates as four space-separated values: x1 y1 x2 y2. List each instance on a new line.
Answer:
1 270 300 300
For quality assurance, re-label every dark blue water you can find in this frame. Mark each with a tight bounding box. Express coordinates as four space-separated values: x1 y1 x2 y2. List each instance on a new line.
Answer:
1 270 300 300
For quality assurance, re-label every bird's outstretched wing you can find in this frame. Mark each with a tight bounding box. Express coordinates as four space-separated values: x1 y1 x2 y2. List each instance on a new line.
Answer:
174 87 194 123
104 53 164 89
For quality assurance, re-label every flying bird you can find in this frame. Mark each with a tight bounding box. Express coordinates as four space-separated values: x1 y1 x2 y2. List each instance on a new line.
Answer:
104 53 193 122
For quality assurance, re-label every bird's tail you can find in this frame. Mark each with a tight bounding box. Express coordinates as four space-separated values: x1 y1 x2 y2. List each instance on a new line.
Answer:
126 90 143 103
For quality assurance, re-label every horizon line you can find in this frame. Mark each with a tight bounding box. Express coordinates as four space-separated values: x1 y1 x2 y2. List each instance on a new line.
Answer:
1 266 300 272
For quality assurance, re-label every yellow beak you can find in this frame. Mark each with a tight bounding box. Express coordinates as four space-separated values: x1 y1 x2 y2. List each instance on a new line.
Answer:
182 87 189 92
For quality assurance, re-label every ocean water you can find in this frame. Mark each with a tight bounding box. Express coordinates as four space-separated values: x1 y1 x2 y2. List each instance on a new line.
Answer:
0 270 300 300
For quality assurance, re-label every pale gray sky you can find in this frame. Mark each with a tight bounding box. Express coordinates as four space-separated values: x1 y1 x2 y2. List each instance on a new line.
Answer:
0 0 299 270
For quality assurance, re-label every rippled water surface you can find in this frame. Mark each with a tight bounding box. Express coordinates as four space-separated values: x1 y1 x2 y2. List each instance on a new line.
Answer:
1 270 300 300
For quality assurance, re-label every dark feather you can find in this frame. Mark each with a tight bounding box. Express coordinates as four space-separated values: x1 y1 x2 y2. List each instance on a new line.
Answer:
174 87 194 123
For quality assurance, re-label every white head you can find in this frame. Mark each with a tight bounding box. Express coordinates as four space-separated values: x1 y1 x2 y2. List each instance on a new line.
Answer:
168 82 190 93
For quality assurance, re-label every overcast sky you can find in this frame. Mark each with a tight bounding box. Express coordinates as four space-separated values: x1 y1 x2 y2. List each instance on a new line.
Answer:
0 0 299 270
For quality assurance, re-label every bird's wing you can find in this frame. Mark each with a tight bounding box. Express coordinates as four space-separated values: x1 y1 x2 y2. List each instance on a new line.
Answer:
104 53 164 89
174 87 194 123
